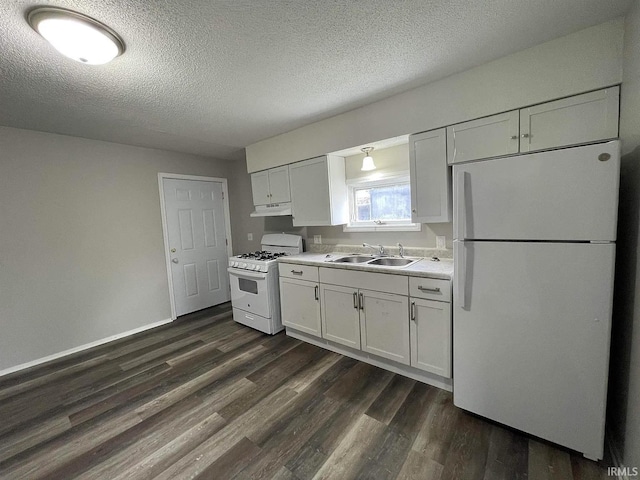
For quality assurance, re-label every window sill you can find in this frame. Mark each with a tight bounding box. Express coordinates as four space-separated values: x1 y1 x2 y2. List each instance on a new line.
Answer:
343 223 422 233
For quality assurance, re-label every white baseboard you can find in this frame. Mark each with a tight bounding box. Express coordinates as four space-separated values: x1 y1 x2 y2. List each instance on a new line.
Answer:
286 328 453 392
0 318 173 378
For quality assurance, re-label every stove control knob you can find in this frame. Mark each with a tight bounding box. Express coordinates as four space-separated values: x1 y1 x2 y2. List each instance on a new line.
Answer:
248 264 255 270
259 265 266 272
240 263 247 269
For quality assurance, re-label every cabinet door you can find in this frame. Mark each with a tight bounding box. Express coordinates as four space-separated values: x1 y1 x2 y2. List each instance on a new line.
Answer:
409 128 451 223
280 278 321 336
446 111 519 164
251 171 271 206
320 283 361 349
268 166 291 204
360 290 410 365
289 156 332 226
410 298 451 377
520 86 619 153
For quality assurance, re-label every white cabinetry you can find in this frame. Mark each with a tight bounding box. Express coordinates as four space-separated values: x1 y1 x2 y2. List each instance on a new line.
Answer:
289 155 348 227
409 128 451 223
360 289 410 365
409 277 452 377
320 283 361 349
279 263 321 336
519 87 619 153
447 86 619 164
318 268 410 365
251 165 291 206
446 111 519 164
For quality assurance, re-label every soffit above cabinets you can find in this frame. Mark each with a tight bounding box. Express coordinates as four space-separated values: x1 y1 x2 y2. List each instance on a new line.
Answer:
1 0 632 160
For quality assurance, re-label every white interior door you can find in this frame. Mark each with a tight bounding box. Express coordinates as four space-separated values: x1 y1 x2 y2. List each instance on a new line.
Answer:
453 240 615 459
163 178 230 316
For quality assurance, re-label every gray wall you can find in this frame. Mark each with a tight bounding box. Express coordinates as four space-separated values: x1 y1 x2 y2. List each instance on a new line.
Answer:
246 19 624 172
0 126 236 371
609 0 640 469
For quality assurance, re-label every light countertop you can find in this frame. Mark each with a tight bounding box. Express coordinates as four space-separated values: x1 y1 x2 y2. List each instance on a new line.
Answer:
278 252 453 280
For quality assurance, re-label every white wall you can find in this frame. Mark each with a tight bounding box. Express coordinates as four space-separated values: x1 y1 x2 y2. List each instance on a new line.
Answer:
0 126 235 372
246 19 624 172
609 0 640 469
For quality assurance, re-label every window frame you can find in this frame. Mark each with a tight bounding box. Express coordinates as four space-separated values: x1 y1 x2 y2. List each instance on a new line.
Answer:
343 172 421 233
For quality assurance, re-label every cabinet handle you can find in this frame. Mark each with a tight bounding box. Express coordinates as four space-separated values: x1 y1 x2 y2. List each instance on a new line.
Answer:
521 133 530 138
412 209 417 213
418 286 441 293
359 292 364 310
411 302 416 321
315 285 319 301
511 135 518 140
291 270 303 275
353 292 358 309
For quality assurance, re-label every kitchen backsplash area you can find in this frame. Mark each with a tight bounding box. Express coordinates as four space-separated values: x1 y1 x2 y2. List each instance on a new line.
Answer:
306 242 452 258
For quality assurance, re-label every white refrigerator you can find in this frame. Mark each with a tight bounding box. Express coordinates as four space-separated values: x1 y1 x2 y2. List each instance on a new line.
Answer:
452 141 620 460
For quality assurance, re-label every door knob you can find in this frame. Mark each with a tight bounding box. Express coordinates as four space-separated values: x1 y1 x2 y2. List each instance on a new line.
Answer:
172 258 179 264
170 248 176 253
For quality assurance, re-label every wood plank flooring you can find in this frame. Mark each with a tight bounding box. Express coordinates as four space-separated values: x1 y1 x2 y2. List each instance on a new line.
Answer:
0 304 610 479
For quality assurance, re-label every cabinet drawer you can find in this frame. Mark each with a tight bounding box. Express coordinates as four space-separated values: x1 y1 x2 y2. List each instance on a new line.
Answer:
279 263 319 282
319 267 408 296
409 277 451 302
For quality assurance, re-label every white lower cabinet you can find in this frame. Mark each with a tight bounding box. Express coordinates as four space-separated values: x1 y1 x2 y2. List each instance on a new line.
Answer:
320 284 361 349
280 277 321 336
360 289 410 365
281 264 453 387
410 298 452 378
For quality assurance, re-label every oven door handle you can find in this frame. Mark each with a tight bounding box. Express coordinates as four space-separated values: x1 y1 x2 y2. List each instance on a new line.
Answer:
227 267 268 279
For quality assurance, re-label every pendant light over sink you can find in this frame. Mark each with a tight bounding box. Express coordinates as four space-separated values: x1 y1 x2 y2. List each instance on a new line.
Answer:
28 7 125 65
360 147 376 171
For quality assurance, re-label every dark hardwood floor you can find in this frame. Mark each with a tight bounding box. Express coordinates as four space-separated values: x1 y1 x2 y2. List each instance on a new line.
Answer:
0 304 609 479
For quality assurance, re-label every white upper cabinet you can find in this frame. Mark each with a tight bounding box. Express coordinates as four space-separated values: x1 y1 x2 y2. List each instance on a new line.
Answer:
519 86 619 153
250 170 270 206
446 111 519 164
250 165 291 206
409 128 451 224
289 155 348 227
446 87 619 164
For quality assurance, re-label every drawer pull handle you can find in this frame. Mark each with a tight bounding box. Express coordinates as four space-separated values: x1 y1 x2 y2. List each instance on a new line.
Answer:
315 285 319 301
418 286 441 293
353 292 358 309
291 270 303 275
411 302 416 321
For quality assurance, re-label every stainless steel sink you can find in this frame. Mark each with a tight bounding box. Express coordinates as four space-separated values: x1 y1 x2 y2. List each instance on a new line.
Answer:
368 257 418 267
331 255 375 263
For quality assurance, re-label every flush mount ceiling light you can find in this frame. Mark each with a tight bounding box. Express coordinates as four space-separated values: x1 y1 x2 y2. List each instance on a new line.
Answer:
28 7 125 65
360 147 376 171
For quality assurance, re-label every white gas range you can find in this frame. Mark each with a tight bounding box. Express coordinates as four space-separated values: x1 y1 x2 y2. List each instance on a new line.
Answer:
227 234 303 334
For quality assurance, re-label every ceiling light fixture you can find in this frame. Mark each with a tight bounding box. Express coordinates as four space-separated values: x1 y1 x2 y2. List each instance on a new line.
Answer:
28 7 125 65
361 147 376 171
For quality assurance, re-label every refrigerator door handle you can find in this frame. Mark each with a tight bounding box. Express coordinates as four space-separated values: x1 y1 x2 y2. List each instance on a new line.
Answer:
455 170 468 240
455 241 467 309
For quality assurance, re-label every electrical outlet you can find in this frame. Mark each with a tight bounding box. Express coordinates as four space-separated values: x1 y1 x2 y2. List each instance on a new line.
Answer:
436 236 446 249
313 235 322 244
247 233 253 241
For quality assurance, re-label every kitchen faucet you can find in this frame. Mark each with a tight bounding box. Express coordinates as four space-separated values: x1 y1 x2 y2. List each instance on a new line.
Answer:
362 243 385 256
397 243 404 258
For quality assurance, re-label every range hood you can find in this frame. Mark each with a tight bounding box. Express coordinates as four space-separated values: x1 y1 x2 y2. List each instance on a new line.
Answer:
250 203 292 217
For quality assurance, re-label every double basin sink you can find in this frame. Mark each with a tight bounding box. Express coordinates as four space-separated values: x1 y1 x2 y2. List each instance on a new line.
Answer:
330 254 420 268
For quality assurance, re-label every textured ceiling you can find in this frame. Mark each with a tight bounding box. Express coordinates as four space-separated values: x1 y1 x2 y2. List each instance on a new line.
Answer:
0 0 632 160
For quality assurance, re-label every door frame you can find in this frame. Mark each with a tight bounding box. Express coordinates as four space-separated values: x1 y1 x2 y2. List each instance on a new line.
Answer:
158 173 234 320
